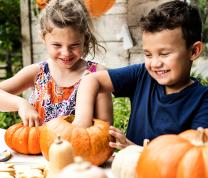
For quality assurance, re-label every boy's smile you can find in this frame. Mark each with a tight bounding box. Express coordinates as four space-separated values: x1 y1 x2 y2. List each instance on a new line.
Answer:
142 27 193 94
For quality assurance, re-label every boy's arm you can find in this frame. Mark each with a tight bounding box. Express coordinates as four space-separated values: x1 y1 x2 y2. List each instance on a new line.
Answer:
74 70 114 128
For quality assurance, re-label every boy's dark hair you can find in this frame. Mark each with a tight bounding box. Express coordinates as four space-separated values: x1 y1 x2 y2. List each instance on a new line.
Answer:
140 0 202 48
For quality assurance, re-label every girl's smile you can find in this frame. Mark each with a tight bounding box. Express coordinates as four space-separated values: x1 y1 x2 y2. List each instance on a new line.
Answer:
43 25 84 70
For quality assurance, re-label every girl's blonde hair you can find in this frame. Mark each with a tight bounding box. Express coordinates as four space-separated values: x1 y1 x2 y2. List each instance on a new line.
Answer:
40 0 100 58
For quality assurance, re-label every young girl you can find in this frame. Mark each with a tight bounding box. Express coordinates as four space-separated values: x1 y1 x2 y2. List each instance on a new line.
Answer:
0 0 113 127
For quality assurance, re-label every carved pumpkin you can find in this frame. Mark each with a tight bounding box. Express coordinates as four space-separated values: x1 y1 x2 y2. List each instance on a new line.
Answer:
136 128 208 178
36 0 49 9
58 156 108 178
40 115 114 165
84 0 115 17
4 123 41 154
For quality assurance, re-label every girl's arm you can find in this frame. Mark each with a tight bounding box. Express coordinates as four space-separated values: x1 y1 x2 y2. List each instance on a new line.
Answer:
94 64 113 125
74 70 114 128
0 64 40 126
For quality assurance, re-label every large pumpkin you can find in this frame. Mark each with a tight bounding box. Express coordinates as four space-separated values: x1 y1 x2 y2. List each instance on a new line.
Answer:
4 123 41 154
136 128 208 178
40 115 114 166
84 0 115 17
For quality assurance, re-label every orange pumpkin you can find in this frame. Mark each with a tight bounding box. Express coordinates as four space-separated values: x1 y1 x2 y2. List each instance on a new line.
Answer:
4 123 41 154
84 0 115 17
36 0 49 9
40 115 114 166
136 128 208 178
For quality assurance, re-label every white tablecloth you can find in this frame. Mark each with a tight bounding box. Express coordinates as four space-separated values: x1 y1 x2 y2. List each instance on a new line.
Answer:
0 128 114 177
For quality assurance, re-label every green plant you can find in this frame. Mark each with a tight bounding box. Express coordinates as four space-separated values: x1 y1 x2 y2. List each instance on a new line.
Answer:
0 112 20 129
113 97 130 133
191 0 208 55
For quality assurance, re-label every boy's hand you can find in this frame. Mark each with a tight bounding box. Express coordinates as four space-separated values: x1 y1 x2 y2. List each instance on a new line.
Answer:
109 126 135 150
17 100 40 127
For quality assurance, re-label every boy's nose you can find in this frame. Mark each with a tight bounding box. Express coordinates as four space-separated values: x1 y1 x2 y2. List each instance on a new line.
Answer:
150 57 162 68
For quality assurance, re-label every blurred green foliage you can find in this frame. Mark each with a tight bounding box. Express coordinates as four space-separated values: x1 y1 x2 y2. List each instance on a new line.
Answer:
0 112 20 129
113 97 130 133
0 0 22 128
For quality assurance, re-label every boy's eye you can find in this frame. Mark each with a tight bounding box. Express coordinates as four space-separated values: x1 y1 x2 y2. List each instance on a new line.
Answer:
160 53 169 57
144 53 152 58
52 43 61 47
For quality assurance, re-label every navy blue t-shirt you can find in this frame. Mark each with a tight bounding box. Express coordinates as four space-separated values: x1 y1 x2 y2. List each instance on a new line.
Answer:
108 63 208 145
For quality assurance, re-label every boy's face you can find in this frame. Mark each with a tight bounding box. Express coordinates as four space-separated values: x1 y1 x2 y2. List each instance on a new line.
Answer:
142 27 193 94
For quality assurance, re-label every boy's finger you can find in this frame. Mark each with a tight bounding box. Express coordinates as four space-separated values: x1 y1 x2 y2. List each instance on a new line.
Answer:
109 142 126 150
109 126 123 134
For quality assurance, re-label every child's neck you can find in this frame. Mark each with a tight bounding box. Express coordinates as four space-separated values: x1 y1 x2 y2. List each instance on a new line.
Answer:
165 79 194 95
48 59 87 87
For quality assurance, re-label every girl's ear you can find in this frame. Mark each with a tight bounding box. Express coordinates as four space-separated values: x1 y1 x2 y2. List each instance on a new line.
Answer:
190 41 204 61
40 31 46 44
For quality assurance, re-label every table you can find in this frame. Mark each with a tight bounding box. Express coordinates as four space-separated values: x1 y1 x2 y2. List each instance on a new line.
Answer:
0 128 114 178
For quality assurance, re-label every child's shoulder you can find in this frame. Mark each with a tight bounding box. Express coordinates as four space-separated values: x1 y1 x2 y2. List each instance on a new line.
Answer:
86 60 107 72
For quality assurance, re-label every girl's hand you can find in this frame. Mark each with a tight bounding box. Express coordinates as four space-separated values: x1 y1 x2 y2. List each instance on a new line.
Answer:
17 100 40 127
109 126 135 150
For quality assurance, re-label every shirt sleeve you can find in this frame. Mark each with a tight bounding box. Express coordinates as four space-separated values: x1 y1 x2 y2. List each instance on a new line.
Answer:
108 63 145 97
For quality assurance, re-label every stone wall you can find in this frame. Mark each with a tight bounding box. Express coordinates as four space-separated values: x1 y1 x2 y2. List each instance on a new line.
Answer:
29 0 167 68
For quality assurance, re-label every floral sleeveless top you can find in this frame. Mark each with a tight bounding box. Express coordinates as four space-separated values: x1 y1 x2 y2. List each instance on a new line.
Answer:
29 61 97 124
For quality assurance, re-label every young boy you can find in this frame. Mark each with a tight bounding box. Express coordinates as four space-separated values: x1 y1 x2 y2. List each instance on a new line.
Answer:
73 0 208 149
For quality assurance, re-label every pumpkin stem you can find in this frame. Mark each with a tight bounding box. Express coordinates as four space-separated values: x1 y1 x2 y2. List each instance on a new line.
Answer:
197 127 207 143
55 135 63 144
74 156 91 171
143 139 150 148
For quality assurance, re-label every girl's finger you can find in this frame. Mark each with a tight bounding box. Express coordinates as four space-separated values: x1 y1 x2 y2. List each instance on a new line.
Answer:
29 118 35 127
34 118 40 127
23 118 29 126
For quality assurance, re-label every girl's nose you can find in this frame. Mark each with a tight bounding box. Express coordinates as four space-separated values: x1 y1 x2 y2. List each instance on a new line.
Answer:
61 47 71 56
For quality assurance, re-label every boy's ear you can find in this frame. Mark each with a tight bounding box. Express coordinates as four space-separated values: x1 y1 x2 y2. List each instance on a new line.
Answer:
190 41 204 61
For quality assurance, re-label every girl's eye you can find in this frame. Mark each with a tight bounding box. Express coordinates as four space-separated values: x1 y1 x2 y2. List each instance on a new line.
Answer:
70 44 80 49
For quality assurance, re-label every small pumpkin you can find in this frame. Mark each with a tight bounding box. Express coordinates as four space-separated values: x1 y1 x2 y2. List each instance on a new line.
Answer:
36 0 49 9
112 139 149 178
47 136 74 178
84 0 115 17
136 128 208 178
4 123 41 154
58 156 108 178
40 115 114 166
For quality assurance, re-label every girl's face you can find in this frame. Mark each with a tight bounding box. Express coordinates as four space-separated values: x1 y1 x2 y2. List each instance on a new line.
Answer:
43 25 85 70
142 27 193 94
